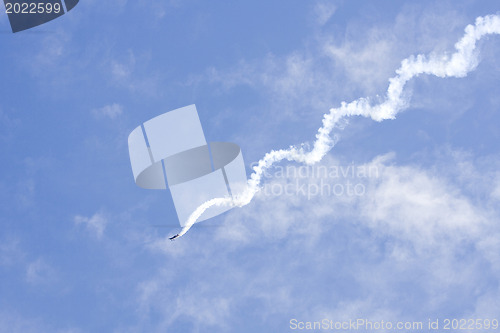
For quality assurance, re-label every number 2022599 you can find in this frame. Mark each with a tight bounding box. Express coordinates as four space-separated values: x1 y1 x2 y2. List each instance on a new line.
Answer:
5 2 62 14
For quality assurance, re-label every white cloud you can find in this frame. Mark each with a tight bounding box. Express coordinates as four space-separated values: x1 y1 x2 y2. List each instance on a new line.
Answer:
109 50 160 95
172 295 231 328
112 56 134 80
133 150 500 329
322 6 470 95
194 4 475 127
192 17 370 122
74 212 108 239
359 155 486 245
34 32 70 68
25 258 56 285
92 103 123 119
313 2 336 26
0 311 46 333
135 268 232 331
491 175 500 201
201 50 344 126
324 35 398 94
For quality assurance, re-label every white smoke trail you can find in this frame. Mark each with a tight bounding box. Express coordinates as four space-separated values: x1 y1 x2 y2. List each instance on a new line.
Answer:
172 14 500 239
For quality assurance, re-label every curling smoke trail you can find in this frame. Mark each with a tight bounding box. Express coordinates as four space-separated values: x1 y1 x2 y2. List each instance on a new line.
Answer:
172 14 500 239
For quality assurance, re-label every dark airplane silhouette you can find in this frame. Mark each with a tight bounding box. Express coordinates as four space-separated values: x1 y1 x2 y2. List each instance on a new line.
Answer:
169 234 180 241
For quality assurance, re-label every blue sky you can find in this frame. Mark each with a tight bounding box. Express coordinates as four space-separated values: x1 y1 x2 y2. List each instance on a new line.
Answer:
1 0 500 332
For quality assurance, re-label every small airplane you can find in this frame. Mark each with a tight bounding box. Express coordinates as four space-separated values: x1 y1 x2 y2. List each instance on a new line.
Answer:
169 234 180 241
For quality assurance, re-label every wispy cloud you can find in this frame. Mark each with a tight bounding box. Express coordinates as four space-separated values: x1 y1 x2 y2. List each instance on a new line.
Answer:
14 157 53 209
74 212 108 239
313 1 336 26
25 258 56 285
359 154 487 246
137 150 500 329
33 32 70 68
109 49 161 96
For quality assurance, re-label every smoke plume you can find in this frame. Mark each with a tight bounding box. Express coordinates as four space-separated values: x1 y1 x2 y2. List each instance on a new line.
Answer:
173 14 500 239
